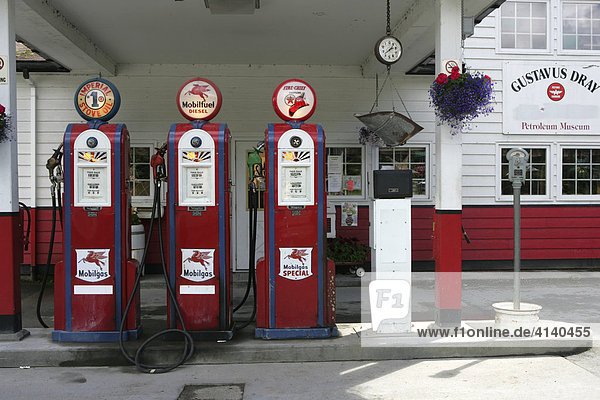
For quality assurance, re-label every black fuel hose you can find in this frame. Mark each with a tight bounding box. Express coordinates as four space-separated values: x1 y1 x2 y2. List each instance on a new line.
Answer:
233 187 258 330
119 181 194 374
36 188 58 328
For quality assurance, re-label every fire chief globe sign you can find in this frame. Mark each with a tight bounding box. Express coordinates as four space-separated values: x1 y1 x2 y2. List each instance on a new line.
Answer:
177 78 222 121
273 79 317 122
279 247 313 280
75 78 121 122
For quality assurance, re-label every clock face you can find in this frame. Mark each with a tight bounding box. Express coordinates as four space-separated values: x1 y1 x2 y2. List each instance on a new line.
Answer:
375 36 402 65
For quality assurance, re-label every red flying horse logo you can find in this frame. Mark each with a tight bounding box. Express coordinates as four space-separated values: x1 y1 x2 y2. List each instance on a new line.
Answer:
183 251 213 269
285 249 309 264
78 251 107 271
185 84 211 100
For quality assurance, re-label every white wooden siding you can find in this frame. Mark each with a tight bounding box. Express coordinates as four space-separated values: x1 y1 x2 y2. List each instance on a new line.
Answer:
15 66 438 207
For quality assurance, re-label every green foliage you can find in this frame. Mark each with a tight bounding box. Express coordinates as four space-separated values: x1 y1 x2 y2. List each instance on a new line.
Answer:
327 237 370 263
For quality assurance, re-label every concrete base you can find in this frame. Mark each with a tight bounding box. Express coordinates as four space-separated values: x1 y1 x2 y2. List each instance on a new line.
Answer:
0 329 30 342
0 321 592 368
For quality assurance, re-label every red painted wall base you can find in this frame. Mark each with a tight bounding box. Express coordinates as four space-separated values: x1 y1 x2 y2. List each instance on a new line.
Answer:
0 213 23 333
433 210 462 326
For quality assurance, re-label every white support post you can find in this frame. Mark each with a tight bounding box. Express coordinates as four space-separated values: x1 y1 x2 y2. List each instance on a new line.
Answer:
0 0 18 213
0 0 27 338
433 0 463 328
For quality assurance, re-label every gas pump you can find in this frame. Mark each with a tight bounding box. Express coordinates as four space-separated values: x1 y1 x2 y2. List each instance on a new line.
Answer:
53 78 141 342
256 79 337 339
166 78 233 339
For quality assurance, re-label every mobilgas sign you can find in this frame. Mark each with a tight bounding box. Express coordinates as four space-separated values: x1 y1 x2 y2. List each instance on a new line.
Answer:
503 62 600 134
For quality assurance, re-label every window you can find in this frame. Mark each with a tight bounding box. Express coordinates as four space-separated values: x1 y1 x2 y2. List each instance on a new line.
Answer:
500 1 548 49
378 146 428 196
326 147 364 197
500 147 547 195
562 2 600 50
130 145 153 200
561 148 600 195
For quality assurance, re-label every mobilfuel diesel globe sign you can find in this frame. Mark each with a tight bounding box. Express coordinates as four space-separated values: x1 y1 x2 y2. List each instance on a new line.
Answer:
503 61 600 134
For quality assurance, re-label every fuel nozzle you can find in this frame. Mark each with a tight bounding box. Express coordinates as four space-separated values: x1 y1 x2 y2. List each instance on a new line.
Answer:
151 143 168 181
46 143 63 184
247 141 265 191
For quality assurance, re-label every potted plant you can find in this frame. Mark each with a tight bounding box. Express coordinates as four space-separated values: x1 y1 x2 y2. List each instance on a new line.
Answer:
327 237 371 277
0 103 11 143
428 66 495 134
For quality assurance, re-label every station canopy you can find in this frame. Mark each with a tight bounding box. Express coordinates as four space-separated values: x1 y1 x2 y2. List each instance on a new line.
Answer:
14 0 502 76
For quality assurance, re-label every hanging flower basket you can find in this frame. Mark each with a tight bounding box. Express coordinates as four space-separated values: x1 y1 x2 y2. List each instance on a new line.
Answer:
428 67 495 134
0 103 11 143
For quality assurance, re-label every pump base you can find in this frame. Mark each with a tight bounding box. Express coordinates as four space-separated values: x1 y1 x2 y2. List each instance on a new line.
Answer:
52 326 142 343
255 326 338 340
165 327 234 342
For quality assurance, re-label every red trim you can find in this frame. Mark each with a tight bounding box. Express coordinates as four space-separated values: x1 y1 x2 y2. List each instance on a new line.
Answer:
0 214 22 316
433 210 462 309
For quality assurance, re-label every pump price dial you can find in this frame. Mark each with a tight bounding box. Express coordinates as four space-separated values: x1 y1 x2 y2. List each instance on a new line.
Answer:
74 78 121 122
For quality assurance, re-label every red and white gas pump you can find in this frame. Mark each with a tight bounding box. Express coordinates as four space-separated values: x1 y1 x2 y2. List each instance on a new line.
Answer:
166 78 233 339
53 78 140 342
256 79 337 339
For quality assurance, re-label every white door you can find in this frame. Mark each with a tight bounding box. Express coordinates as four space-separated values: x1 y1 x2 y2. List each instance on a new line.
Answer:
233 141 265 271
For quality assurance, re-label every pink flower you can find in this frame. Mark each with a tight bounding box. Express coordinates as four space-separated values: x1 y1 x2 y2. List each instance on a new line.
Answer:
484 75 492 81
452 66 460 73
450 71 460 80
436 73 448 85
0 104 5 115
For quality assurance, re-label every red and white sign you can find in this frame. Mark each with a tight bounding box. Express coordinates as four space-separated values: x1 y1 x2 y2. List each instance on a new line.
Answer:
76 249 110 283
279 247 313 280
503 62 600 134
181 249 215 282
177 78 222 121
547 83 565 101
443 59 461 75
272 79 316 121
0 55 8 85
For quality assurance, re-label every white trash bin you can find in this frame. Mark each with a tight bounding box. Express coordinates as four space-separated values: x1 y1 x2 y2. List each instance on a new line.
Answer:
131 224 145 274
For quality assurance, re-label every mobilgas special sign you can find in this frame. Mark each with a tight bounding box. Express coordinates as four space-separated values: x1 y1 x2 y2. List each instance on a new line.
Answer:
503 62 600 134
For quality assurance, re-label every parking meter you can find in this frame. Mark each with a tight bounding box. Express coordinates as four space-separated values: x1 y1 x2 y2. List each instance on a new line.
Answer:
507 148 529 184
506 148 528 310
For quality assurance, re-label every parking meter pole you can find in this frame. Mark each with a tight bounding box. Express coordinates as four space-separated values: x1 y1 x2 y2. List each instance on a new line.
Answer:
512 180 521 311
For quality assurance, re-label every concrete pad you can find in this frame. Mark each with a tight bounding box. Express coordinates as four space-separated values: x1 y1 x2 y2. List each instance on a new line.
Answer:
0 321 592 368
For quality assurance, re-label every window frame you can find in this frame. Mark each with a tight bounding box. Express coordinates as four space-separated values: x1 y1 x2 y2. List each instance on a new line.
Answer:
325 144 367 200
130 142 156 207
375 144 431 201
558 144 600 200
496 0 552 55
558 0 600 55
496 144 552 201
